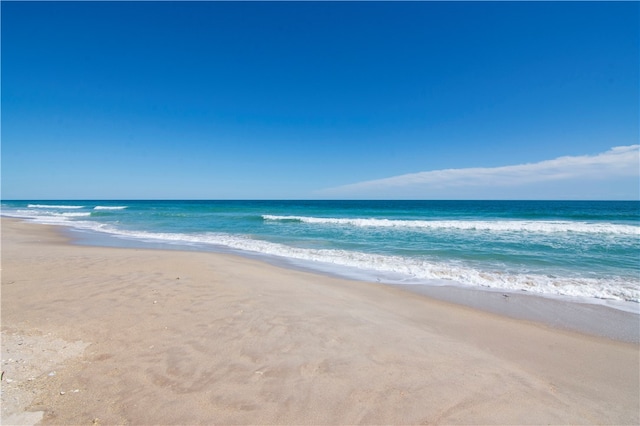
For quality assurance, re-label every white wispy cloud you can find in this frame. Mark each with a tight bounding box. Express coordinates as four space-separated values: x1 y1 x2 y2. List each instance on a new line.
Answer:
320 145 640 199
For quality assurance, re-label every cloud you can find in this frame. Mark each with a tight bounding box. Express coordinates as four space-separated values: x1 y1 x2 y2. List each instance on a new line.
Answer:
320 145 640 199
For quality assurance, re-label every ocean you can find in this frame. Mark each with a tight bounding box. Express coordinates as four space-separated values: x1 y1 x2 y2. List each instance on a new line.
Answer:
2 200 639 311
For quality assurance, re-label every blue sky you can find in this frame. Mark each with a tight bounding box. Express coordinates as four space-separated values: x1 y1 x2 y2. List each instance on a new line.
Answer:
2 1 638 200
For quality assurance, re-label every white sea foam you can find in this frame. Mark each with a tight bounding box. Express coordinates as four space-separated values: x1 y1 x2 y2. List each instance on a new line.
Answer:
262 215 640 235
28 204 85 209
84 227 639 304
94 206 127 210
3 209 92 223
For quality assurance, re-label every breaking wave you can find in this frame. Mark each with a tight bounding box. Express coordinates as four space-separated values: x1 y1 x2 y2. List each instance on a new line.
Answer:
93 228 640 303
28 204 84 209
262 215 640 235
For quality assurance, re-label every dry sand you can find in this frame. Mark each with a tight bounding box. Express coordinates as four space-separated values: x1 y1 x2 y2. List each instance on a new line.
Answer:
1 217 638 425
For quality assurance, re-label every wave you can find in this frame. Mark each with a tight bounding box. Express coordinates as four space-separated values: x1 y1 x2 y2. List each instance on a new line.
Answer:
94 206 127 210
2 209 93 222
57 212 92 217
262 215 640 235
74 227 638 304
28 204 84 209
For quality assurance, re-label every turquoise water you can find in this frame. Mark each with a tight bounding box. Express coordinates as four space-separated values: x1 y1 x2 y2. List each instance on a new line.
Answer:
3 200 639 308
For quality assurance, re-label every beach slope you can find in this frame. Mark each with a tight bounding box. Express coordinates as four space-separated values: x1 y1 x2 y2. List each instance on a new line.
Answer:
1 218 638 424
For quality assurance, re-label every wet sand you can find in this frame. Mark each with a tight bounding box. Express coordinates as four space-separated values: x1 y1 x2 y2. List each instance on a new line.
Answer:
2 218 638 424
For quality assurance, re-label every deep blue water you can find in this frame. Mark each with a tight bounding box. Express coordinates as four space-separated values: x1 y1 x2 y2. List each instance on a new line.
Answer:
3 200 639 309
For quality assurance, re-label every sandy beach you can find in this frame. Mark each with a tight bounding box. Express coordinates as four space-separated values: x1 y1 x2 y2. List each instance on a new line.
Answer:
1 218 638 425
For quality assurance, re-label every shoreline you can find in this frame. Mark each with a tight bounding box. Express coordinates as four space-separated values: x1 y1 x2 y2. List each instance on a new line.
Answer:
54 218 640 343
2 217 639 424
4 199 638 312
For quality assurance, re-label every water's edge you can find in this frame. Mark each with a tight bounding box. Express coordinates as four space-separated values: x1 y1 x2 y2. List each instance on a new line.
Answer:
55 222 640 344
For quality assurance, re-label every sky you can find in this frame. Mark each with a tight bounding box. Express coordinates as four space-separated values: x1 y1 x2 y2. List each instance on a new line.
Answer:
2 1 638 200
